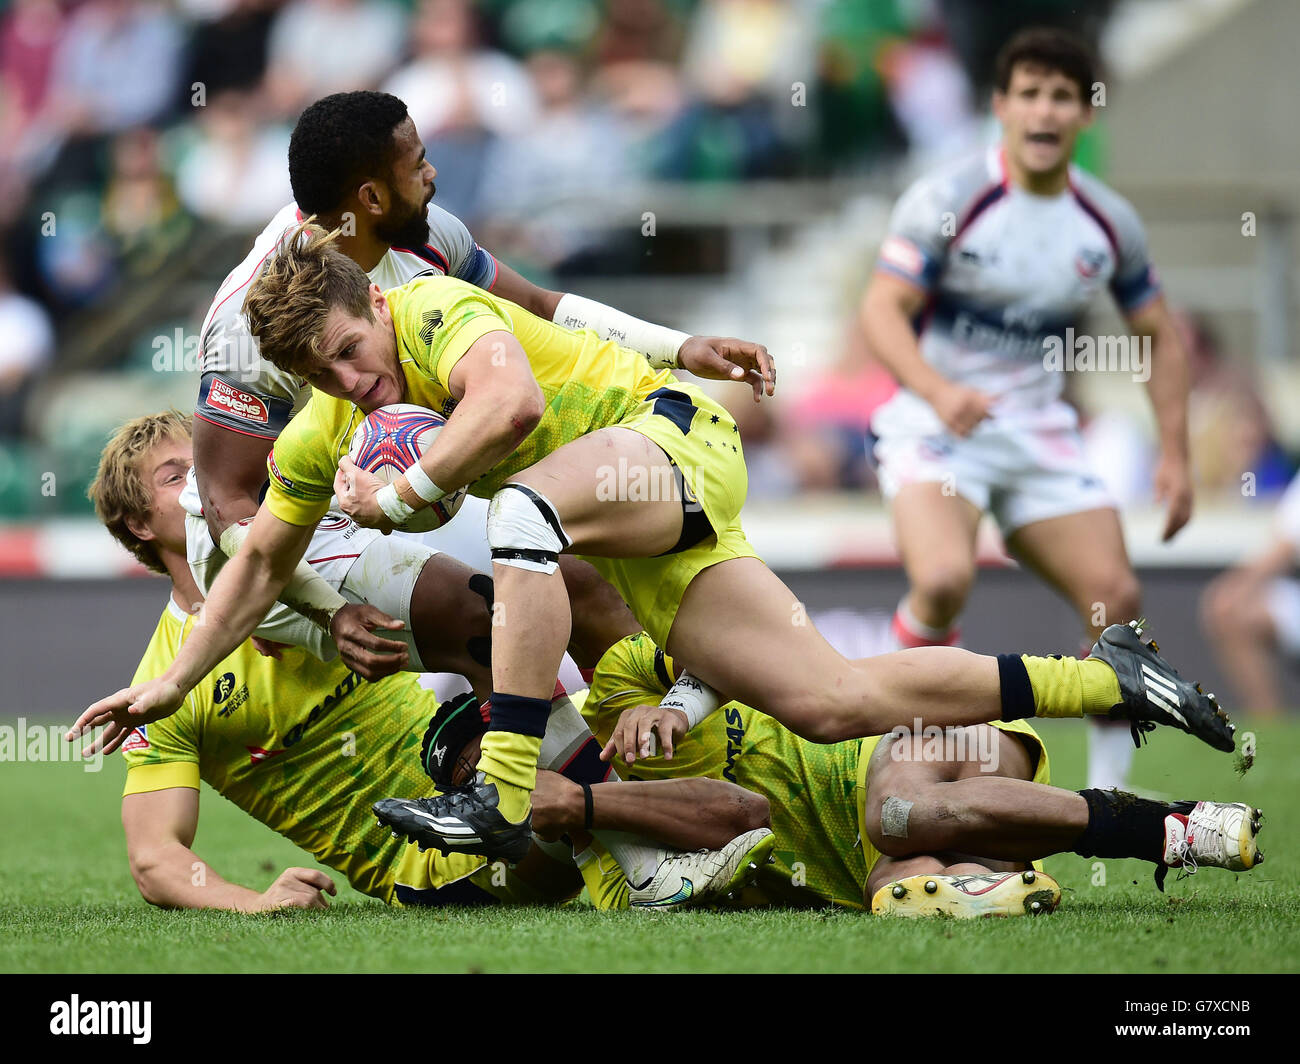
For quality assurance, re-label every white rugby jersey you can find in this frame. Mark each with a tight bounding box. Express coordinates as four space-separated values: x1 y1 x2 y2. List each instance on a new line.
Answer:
873 146 1160 433
1277 472 1300 554
183 201 499 516
194 201 498 441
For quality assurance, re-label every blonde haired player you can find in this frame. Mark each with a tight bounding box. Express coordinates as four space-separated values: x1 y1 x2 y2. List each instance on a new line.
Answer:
88 411 777 911
71 227 1235 865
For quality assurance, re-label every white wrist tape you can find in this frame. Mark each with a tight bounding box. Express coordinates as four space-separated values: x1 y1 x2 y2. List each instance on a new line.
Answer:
217 518 252 559
658 670 721 730
553 292 688 371
376 483 416 526
281 560 349 635
404 461 446 504
218 518 347 636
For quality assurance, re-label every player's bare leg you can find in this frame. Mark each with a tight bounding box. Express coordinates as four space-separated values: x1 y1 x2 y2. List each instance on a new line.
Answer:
407 553 494 699
1201 569 1285 716
402 554 633 701
1005 507 1143 787
862 725 1077 866
890 482 982 644
862 731 1060 918
668 556 1006 742
559 556 641 670
464 429 687 830
1004 509 1141 634
412 430 1233 860
862 723 1262 912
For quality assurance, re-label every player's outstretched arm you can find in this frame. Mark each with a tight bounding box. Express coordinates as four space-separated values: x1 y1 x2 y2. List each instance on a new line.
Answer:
490 263 775 400
1128 295 1193 541
530 771 770 853
68 506 316 755
122 788 335 911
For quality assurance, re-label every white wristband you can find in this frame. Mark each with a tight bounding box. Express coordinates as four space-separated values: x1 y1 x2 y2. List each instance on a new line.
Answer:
218 517 252 558
404 461 446 503
659 670 721 730
376 482 416 525
553 292 689 371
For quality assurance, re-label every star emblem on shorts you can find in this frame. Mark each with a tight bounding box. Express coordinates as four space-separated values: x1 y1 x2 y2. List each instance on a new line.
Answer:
710 414 720 424
705 441 713 448
732 424 738 432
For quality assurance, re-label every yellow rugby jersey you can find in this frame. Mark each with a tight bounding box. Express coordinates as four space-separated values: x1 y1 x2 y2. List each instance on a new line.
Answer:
584 632 871 909
121 596 496 904
266 277 676 526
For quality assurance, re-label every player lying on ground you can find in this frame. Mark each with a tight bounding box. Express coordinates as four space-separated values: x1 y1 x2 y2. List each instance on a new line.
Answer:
577 630 1262 912
70 226 1236 868
87 412 774 910
1201 469 1300 717
188 90 772 689
861 27 1196 793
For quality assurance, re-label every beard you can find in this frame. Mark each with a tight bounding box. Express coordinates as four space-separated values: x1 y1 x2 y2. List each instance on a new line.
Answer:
374 189 432 251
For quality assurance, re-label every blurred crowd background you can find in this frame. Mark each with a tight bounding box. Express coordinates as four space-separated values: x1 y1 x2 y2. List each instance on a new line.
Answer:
0 0 1296 519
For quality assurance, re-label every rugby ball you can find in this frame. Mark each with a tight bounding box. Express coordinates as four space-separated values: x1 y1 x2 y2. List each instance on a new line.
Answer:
347 404 466 532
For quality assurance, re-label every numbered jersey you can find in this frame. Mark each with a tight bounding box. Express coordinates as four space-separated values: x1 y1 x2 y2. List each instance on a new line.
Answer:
194 201 499 442
874 146 1160 433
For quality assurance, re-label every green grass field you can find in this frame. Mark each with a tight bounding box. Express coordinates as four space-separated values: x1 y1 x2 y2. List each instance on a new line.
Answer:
2 715 1297 974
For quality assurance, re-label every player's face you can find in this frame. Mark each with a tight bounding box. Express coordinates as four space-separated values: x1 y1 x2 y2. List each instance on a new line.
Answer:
373 118 437 251
994 64 1092 177
135 437 193 555
311 285 404 412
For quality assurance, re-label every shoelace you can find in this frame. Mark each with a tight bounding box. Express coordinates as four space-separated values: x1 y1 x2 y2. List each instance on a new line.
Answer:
1129 718 1157 749
1166 836 1199 877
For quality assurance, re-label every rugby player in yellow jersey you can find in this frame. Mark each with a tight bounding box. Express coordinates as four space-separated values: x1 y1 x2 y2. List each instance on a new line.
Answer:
71 226 1237 866
86 411 780 911
582 630 1263 913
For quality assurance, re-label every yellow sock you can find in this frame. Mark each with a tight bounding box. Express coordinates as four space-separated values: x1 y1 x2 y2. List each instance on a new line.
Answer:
575 840 629 911
477 730 541 823
1021 655 1122 718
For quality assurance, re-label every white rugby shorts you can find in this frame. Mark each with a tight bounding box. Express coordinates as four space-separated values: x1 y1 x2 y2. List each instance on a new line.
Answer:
873 397 1115 535
185 495 492 665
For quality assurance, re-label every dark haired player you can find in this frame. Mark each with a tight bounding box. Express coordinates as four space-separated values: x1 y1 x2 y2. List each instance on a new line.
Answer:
185 90 774 684
861 27 1196 790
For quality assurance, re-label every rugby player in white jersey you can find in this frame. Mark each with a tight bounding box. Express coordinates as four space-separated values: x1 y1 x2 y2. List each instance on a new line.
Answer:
1201 470 1300 718
187 91 774 685
180 90 774 900
861 27 1195 789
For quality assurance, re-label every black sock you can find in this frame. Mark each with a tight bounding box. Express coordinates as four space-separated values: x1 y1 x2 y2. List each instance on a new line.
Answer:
1072 788 1172 863
997 653 1036 721
488 691 550 738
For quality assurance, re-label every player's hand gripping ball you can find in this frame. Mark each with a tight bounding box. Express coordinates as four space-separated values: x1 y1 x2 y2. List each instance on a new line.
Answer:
347 404 466 532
